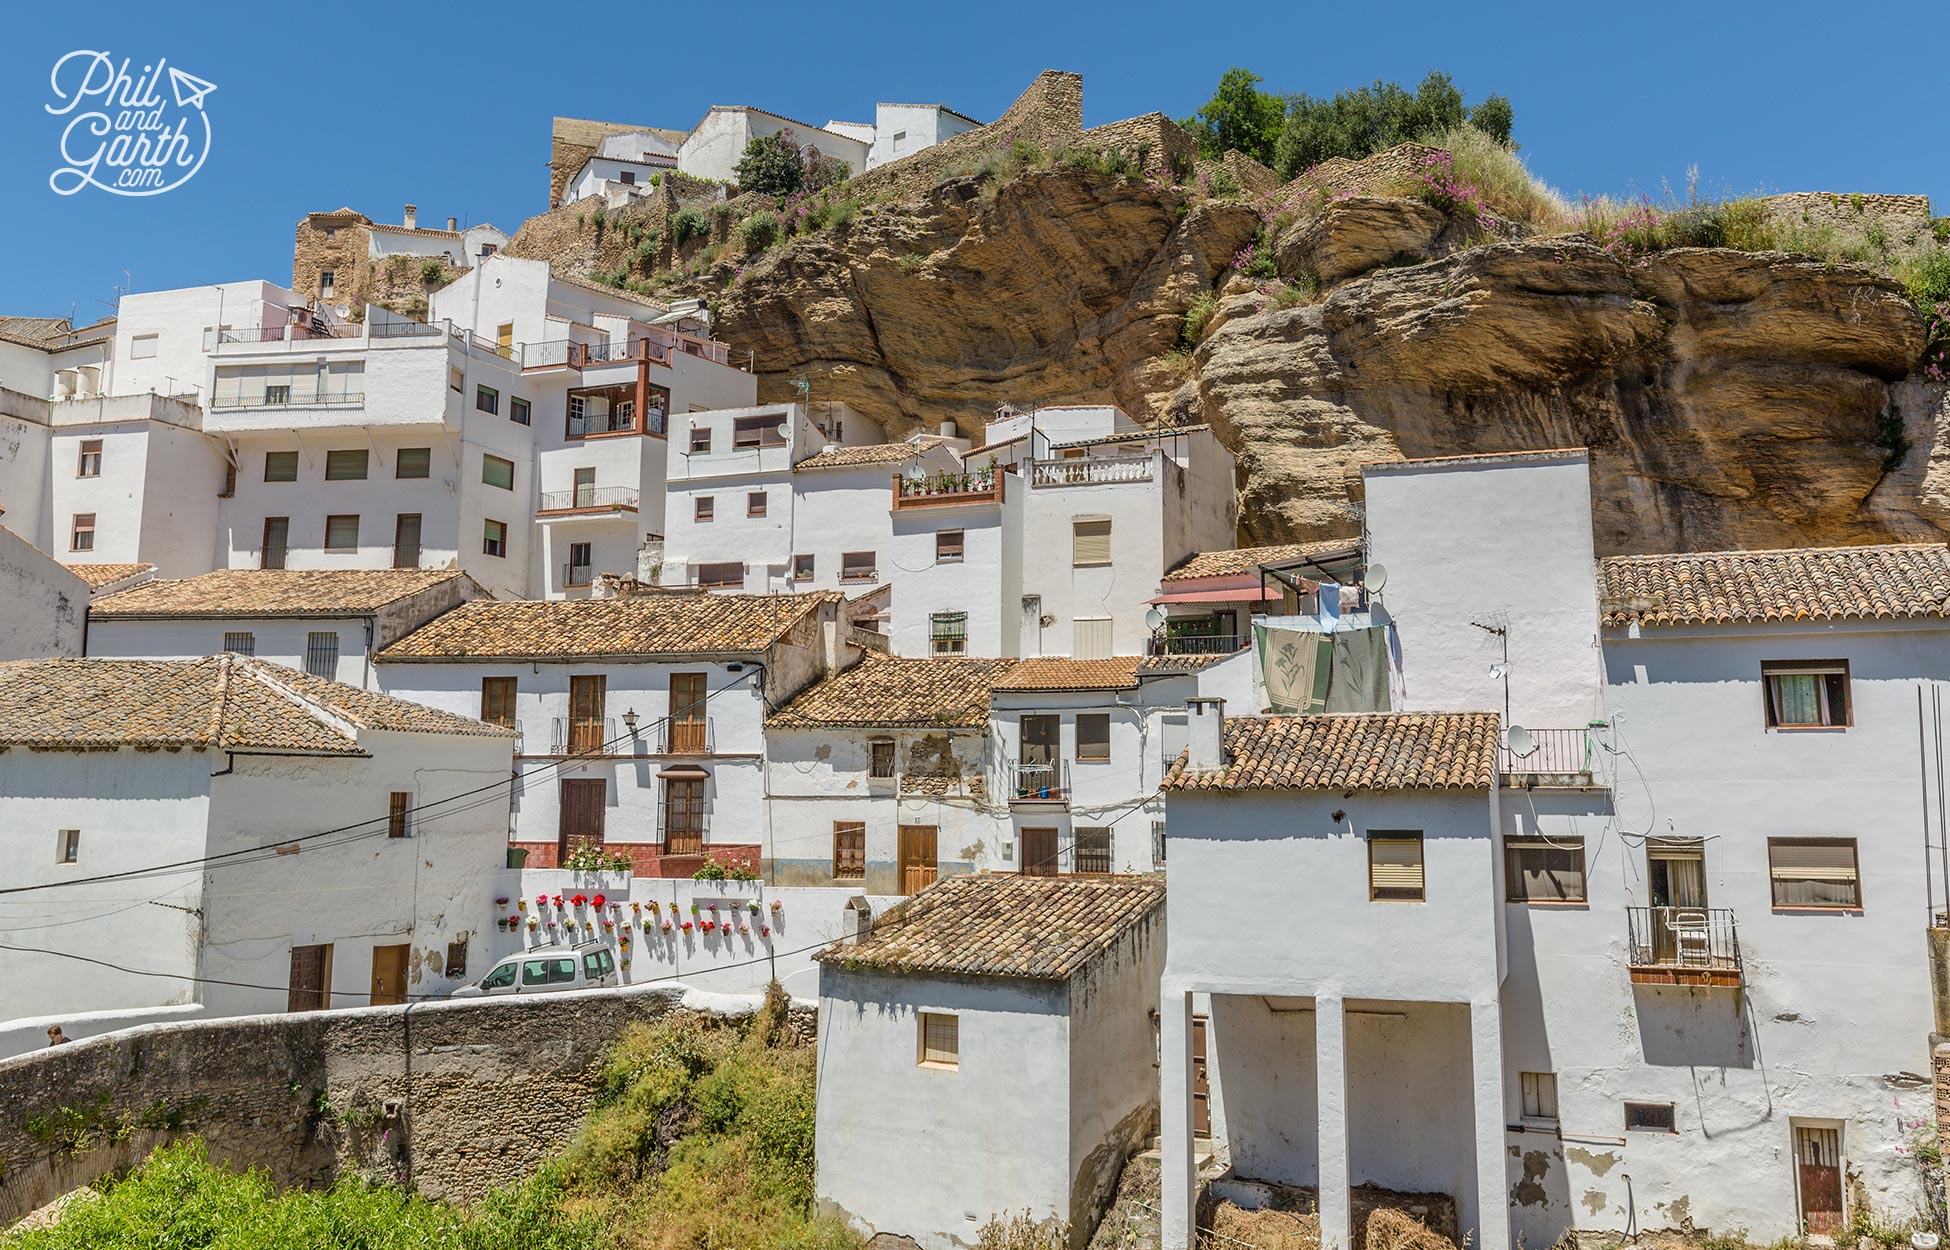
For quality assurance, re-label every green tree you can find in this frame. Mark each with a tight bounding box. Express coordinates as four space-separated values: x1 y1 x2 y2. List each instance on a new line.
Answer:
735 132 806 198
1470 94 1515 147
1274 71 1512 177
1180 67 1284 165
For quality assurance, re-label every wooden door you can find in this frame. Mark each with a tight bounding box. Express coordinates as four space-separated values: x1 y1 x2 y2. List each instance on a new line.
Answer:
663 778 704 855
287 943 332 1012
1796 1126 1844 1235
569 675 606 753
370 943 409 1007
669 673 707 753
1192 1015 1212 1135
899 825 938 894
1020 827 1059 877
558 778 607 859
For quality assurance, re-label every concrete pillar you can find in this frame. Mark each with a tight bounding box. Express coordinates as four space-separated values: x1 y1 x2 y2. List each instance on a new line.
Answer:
1317 993 1351 1250
1160 989 1197 1250
1469 997 1512 1250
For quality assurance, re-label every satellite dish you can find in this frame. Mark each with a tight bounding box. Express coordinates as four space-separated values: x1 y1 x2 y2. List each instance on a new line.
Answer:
1144 607 1165 630
335 305 351 318
776 422 793 442
1365 563 1388 592
1505 725 1534 757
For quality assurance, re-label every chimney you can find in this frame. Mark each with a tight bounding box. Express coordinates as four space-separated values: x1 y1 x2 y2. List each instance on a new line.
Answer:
842 896 873 945
446 216 457 232
939 420 957 439
402 204 417 230
1185 696 1227 772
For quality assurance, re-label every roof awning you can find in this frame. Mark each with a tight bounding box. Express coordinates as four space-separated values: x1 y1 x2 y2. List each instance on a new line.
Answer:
656 764 711 780
1146 585 1285 605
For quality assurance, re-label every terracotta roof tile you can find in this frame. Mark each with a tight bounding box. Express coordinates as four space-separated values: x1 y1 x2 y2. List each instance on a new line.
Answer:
1163 712 1500 792
770 654 1014 728
991 656 1143 692
814 873 1164 981
793 443 926 471
90 569 469 618
380 591 835 661
1599 544 1950 628
64 562 156 590
1162 540 1361 582
0 657 511 754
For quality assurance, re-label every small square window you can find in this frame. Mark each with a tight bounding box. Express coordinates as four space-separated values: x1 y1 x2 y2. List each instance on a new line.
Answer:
130 333 158 359
1521 1072 1559 1121
57 830 80 864
1762 661 1850 729
834 822 866 880
695 497 715 523
223 632 256 656
70 513 95 552
690 426 713 454
1369 832 1425 902
511 397 531 426
1076 713 1111 762
936 529 964 562
476 385 499 415
396 447 431 479
696 561 742 589
1072 518 1111 567
387 791 412 839
265 450 299 482
77 440 102 478
841 551 876 581
324 449 368 481
791 554 814 581
747 491 767 518
482 454 515 490
1074 827 1112 874
449 367 464 393
918 1012 958 1068
324 514 360 551
869 739 896 779
319 269 336 297
930 612 967 657
1624 1101 1675 1132
483 519 508 558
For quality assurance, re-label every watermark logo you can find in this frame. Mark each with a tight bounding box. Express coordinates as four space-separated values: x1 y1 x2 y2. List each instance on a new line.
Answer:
46 52 216 197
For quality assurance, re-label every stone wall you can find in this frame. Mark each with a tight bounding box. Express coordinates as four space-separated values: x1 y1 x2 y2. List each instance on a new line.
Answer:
1285 142 1443 202
0 986 801 1224
843 70 1085 205
291 212 373 306
1219 151 1280 198
1081 113 1199 178
1763 191 1939 252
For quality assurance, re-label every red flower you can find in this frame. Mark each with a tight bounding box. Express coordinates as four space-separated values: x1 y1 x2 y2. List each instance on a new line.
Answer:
592 893 607 908
680 922 694 932
551 895 564 907
758 926 770 937
571 893 587 907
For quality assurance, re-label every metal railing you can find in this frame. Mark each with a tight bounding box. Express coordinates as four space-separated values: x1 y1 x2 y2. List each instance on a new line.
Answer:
562 562 592 588
210 388 365 410
661 718 714 755
366 318 442 339
654 809 711 855
577 337 673 367
567 408 666 438
1030 454 1155 486
1500 728 1595 777
892 471 1004 509
549 717 618 755
1011 759 1070 802
539 485 639 513
1148 630 1243 655
1626 907 1742 976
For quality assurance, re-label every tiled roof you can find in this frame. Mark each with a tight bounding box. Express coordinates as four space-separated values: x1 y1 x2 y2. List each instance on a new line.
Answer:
1136 653 1233 674
0 316 72 345
1048 423 1210 450
991 656 1143 692
1163 539 1361 582
770 654 1015 729
1163 712 1501 792
90 569 469 618
793 443 925 471
1599 544 1950 628
550 271 670 310
815 873 1165 981
0 656 511 755
380 591 835 661
64 562 155 590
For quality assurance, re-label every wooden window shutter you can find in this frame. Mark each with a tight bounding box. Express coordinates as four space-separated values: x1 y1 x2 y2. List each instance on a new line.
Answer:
1369 834 1425 899
1072 518 1111 566
1768 840 1858 880
919 1012 958 1066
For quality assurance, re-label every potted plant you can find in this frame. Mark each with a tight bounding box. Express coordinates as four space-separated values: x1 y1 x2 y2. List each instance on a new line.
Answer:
758 925 770 938
770 900 784 914
748 901 761 914
527 919 539 932
680 921 694 933
495 896 509 906
592 893 607 909
661 920 674 933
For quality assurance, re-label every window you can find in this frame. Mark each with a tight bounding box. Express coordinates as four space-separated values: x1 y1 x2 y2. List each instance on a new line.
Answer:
445 937 468 979
482 454 514 490
1505 838 1587 903
324 514 360 551
936 529 964 562
869 739 896 779
522 957 575 986
305 632 340 680
568 675 607 753
223 631 255 656
1624 1101 1676 1133
478 961 516 990
221 460 236 498
1076 714 1111 762
791 554 814 581
1151 819 1167 867
1521 1072 1559 1122
834 822 866 879
265 450 299 482
1072 518 1111 566
449 366 464 393
1072 616 1113 660
263 514 288 569
566 541 593 587
620 170 636 186
511 396 531 426
324 449 369 481
690 426 713 454
319 269 335 297
918 1012 958 1068
264 384 291 405
57 830 80 864
77 440 102 477
733 414 788 448
1368 832 1425 902
387 791 411 839
1768 838 1862 909
476 385 499 415
841 551 876 581
495 324 514 358
747 491 767 518
70 513 95 552
396 447 431 479
481 676 517 729
930 612 968 657
1074 827 1112 874
893 129 907 150
130 333 158 359
1762 661 1850 728
483 519 508 558
696 561 742 589
695 496 715 523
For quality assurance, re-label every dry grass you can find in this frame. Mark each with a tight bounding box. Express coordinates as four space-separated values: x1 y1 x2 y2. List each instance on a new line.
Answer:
1427 125 1570 230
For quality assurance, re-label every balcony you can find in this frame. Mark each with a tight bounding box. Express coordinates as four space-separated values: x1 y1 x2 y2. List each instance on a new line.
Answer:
1030 454 1154 487
891 470 1004 511
209 386 365 410
1500 727 1597 784
654 809 711 856
1010 759 1070 804
1626 907 1743 987
1147 629 1244 656
538 486 640 517
549 717 619 756
562 561 592 588
660 718 715 756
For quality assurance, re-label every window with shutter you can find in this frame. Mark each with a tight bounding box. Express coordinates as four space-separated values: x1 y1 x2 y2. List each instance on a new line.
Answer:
483 519 508 557
1074 827 1112 874
1072 518 1111 566
396 447 431 479
841 551 877 581
264 450 299 482
1521 1072 1559 1122
936 529 964 562
480 677 517 729
1768 838 1861 909
387 791 411 839
695 496 715 522
1369 833 1425 901
261 517 289 569
869 739 896 779
324 449 368 480
70 513 95 552
1505 838 1587 903
747 491 767 517
833 823 866 879
222 632 255 657
324 514 360 551
918 1012 958 1068
930 612 967 656
482 454 514 490
1072 617 1112 659
1076 714 1111 762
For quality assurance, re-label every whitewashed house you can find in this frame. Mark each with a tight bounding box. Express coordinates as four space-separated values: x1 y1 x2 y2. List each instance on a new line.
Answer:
378 591 847 876
85 568 480 688
863 103 981 168
365 205 507 272
0 525 88 659
561 130 681 206
1150 540 1363 658
677 108 870 184
0 655 515 1054
815 873 1165 1250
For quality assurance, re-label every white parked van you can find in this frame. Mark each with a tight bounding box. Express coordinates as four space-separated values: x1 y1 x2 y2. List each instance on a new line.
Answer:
450 941 618 997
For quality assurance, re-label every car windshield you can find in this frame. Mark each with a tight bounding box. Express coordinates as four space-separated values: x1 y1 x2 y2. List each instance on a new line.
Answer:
523 957 575 985
480 962 517 989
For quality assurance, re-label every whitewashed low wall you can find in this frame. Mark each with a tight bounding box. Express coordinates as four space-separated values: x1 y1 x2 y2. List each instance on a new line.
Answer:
0 1002 213 1061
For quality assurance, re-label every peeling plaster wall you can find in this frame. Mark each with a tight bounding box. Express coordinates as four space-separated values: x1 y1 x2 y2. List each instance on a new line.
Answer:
0 525 86 658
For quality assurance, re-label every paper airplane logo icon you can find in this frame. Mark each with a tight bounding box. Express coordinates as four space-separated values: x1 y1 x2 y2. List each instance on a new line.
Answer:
167 66 216 110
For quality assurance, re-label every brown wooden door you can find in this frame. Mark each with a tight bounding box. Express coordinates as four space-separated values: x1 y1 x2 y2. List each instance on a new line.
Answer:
559 778 607 859
569 675 606 753
370 943 409 1007
1020 827 1059 877
288 943 332 1012
1796 1126 1844 1235
393 513 422 568
669 673 707 753
899 825 938 894
663 778 704 855
1192 1015 1212 1135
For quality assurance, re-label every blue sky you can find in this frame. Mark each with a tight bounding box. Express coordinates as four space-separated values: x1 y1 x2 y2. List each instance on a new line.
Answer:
0 0 1939 320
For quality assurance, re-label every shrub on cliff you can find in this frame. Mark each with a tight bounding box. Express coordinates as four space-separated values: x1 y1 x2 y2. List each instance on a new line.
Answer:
1275 71 1516 177
1179 67 1284 166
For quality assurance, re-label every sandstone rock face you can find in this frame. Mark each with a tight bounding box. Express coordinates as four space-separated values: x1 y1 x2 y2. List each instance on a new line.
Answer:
1273 196 1450 287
